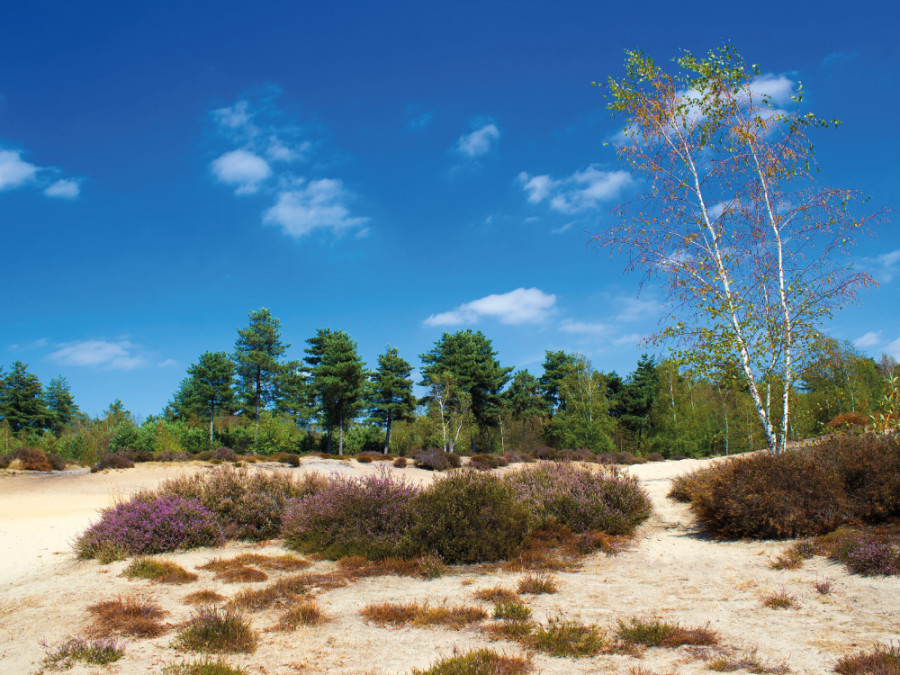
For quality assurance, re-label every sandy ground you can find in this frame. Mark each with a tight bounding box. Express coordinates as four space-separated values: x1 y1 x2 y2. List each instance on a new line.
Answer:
0 457 897 674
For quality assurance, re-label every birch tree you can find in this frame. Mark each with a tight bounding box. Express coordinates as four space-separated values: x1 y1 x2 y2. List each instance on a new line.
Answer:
598 46 882 453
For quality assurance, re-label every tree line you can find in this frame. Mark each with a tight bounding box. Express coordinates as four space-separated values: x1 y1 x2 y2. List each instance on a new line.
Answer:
1 308 896 464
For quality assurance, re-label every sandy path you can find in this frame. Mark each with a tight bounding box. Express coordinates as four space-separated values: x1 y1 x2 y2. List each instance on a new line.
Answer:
0 458 897 674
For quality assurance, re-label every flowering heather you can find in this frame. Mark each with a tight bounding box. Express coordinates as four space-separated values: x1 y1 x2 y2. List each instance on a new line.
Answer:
282 470 421 559
42 636 124 669
76 495 224 559
506 463 651 535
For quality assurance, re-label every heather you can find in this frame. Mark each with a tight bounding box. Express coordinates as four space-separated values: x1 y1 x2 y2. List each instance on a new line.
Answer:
76 495 223 559
506 462 651 535
282 470 421 559
678 434 900 539
42 636 124 669
781 528 900 576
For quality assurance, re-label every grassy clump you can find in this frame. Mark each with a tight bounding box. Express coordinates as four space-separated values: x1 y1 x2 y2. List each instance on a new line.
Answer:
230 572 345 612
507 462 651 535
158 464 324 541
42 636 124 669
474 587 519 604
493 601 531 621
483 620 535 642
615 617 718 647
123 558 198 584
835 645 900 674
282 471 420 559
410 648 533 675
76 496 223 559
162 659 249 675
199 553 309 573
175 606 257 654
762 589 798 609
337 555 422 578
680 434 900 539
87 596 167 638
185 590 228 606
517 574 558 595
275 599 327 630
529 618 605 657
411 470 531 564
361 601 488 629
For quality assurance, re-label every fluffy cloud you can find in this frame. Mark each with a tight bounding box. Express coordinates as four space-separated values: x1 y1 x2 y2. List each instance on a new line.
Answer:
747 74 795 106
861 249 900 283
456 123 500 158
210 150 272 194
44 178 81 199
425 288 556 326
264 178 368 237
519 165 634 214
854 331 882 349
48 340 151 371
209 93 368 239
616 296 664 323
559 320 611 337
0 149 38 190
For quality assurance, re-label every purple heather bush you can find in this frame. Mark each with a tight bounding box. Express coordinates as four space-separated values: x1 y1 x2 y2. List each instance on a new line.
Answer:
282 469 421 559
77 495 224 560
506 462 651 535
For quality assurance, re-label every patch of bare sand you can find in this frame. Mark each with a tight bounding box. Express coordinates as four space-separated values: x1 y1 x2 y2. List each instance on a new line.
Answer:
0 457 897 674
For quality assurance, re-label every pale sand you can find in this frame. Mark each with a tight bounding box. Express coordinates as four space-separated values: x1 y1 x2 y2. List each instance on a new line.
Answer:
0 458 896 674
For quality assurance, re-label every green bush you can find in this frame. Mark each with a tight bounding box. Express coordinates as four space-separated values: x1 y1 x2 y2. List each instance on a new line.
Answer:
410 470 531 564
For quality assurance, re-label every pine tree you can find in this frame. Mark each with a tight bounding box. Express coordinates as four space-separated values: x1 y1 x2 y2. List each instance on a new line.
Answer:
613 354 659 452
368 347 416 453
0 361 49 432
540 350 577 414
505 369 545 441
44 376 79 434
275 360 314 427
185 351 236 444
305 329 366 455
234 308 289 427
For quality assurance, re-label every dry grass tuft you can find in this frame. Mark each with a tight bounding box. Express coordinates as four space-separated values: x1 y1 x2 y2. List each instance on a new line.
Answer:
87 596 168 638
410 648 533 675
529 618 605 657
517 574 558 595
199 553 309 573
770 551 804 570
762 589 798 609
337 555 421 578
123 558 198 584
815 578 833 595
493 600 531 622
835 644 900 674
707 648 791 673
175 606 257 654
615 617 718 648
482 620 535 642
474 587 520 604
230 572 346 612
275 599 327 630
214 567 269 584
184 590 228 606
360 601 488 629
161 658 249 674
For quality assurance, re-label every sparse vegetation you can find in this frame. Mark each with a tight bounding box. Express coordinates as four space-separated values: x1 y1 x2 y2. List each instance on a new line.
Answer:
123 558 199 584
834 644 900 674
175 606 257 654
162 659 249 675
529 618 605 657
42 636 124 670
762 589 798 609
516 574 558 595
615 617 718 647
275 599 327 630
474 587 519 604
87 596 168 638
493 600 531 621
185 590 228 606
361 601 488 629
410 648 533 675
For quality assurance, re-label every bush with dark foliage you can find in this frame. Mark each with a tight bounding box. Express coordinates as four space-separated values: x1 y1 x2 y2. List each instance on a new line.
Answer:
412 448 461 471
91 454 136 473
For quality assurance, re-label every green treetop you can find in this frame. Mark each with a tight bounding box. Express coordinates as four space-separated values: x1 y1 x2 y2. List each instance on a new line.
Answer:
368 346 416 454
234 308 289 427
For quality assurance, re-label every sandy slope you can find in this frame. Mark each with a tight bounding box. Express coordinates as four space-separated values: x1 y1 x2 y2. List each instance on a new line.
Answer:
0 458 896 674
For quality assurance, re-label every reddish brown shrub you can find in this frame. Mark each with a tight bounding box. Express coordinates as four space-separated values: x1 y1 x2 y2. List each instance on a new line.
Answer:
826 412 869 431
469 454 506 471
393 457 407 468
91 454 135 473
88 596 168 638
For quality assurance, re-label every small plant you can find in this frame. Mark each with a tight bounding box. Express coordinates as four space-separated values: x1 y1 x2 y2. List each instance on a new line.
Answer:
87 596 168 638
410 648 533 675
162 659 249 675
175 606 257 654
517 574 558 595
815 578 833 595
483 620 535 642
360 601 488 629
418 553 447 579
493 600 531 621
393 456 408 468
275 599 327 630
185 590 227 606
770 551 804 570
530 618 605 657
42 635 124 669
337 555 421 577
215 567 268 583
762 589 798 609
615 617 718 647
474 587 519 604
835 644 900 674
123 558 198 584
199 553 309 573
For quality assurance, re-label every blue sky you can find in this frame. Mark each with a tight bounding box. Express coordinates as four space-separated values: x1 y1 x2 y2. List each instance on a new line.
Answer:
2 1 897 418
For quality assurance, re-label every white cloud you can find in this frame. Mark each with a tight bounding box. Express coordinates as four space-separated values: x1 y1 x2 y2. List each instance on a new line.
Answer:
613 333 644 346
862 249 900 283
212 100 254 132
210 150 272 194
747 74 795 106
854 331 882 349
425 288 557 327
44 178 80 199
551 222 574 235
0 150 38 190
48 340 150 370
264 178 367 238
559 320 612 337
616 296 664 323
456 123 500 158
519 165 634 215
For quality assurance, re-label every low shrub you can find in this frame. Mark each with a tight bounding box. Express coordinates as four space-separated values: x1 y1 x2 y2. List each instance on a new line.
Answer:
667 469 714 504
615 617 718 647
275 599 327 630
469 454 507 471
762 589 797 609
502 451 536 464
493 600 531 621
91 453 136 473
517 574 558 595
175 606 257 654
410 649 533 675
360 601 487 629
123 558 199 584
162 659 249 675
272 452 301 467
474 587 519 604
646 452 666 462
157 464 323 541
530 618 605 657
185 590 227 606
42 636 124 669
826 412 869 432
413 447 461 471
282 470 420 559
393 457 408 468
410 470 531 564
814 529 900 576
596 451 640 465
834 644 900 675
77 496 223 559
1 447 67 471
214 446 238 462
817 434 900 522
507 462 651 535
356 451 394 462
88 596 168 638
